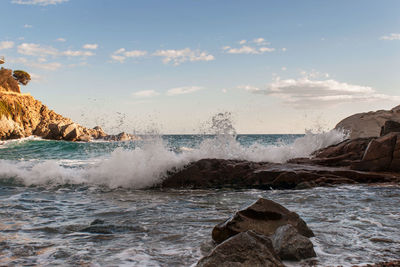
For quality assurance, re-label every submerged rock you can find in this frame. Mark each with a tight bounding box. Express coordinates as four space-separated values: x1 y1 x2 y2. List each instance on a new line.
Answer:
196 230 284 267
212 198 314 244
271 224 316 261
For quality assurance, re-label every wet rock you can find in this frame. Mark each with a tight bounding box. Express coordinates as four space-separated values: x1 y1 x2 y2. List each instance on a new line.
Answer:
161 158 399 190
196 230 284 267
103 132 138 141
212 198 314 244
271 224 316 261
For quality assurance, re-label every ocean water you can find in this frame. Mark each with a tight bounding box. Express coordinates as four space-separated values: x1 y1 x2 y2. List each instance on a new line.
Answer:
0 133 399 266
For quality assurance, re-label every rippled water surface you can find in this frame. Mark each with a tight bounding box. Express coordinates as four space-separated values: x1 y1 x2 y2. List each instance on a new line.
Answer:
1 185 399 266
0 134 399 266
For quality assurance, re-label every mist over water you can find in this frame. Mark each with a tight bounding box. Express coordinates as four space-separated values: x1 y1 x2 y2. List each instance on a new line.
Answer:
0 112 347 189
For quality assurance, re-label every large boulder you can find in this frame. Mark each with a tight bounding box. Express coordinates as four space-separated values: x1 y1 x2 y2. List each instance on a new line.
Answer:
352 133 399 171
335 105 400 139
196 230 284 267
212 198 314 244
271 224 316 261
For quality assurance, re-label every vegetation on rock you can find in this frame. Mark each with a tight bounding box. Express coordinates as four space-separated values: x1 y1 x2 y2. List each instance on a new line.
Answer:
13 70 31 86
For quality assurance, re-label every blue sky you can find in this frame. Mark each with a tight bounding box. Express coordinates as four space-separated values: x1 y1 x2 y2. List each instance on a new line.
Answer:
1 0 399 133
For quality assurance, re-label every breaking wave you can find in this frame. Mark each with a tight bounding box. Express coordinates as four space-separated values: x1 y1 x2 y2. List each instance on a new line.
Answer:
0 129 347 189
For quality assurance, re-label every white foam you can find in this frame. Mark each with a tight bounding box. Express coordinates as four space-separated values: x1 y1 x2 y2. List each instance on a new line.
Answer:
0 130 347 189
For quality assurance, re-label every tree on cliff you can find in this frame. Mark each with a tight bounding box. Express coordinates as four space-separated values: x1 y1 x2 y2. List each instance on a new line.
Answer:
13 70 31 86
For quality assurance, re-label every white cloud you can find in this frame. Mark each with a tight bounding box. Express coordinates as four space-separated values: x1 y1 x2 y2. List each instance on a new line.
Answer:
56 38 66 42
166 86 203 96
83 43 98 50
132 90 160 98
223 45 275 54
243 74 400 108
223 37 276 55
11 0 68 6
63 50 94 57
23 24 33 28
380 33 400 40
9 57 62 71
17 43 95 58
281 67 287 71
281 48 287 52
110 48 147 63
0 41 14 50
252 37 269 45
153 48 214 65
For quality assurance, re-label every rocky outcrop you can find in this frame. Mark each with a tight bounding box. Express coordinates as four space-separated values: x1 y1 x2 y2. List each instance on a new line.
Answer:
196 230 284 267
335 105 400 139
0 92 138 141
212 198 314 244
161 158 399 190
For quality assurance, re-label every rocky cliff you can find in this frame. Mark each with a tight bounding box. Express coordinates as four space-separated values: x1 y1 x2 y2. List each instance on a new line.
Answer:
0 68 136 141
335 105 400 139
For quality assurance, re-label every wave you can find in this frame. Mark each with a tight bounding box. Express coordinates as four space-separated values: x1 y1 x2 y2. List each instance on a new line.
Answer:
0 130 347 189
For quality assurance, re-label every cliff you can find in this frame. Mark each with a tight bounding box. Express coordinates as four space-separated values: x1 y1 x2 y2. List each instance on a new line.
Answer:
0 68 136 141
335 105 400 139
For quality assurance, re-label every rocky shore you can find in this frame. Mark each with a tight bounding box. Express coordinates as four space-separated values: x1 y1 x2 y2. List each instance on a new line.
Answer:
0 68 137 142
161 120 400 189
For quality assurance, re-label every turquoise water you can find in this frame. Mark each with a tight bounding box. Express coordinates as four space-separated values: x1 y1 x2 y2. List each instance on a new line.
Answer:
0 133 399 266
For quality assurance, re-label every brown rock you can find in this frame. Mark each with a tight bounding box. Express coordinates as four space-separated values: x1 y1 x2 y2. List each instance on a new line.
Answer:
61 123 80 141
380 120 400 136
271 224 316 261
196 230 284 267
352 133 398 171
212 198 314 244
335 105 400 139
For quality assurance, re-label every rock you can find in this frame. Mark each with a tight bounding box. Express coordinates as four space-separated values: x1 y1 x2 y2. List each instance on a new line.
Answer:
380 120 400 136
352 133 398 171
271 224 316 261
0 91 139 142
61 123 80 141
212 198 314 244
335 105 400 139
196 230 284 267
161 158 399 190
103 132 138 141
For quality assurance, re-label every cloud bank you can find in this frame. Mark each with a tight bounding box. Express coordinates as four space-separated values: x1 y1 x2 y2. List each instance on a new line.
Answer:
242 75 400 108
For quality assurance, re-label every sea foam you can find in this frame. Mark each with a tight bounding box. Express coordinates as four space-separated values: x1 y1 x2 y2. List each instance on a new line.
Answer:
0 129 347 189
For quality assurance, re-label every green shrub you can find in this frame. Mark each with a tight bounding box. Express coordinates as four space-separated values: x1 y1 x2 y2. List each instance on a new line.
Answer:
13 70 31 86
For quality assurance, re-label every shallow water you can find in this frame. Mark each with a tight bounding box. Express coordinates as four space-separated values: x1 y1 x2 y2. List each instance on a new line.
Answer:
0 133 399 266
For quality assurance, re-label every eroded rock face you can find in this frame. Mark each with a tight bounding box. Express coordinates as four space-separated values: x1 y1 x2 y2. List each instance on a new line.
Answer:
0 68 20 93
212 198 314 244
0 92 138 142
196 230 284 267
272 224 316 261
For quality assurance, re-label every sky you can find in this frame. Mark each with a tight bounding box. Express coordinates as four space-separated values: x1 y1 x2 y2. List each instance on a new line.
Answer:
0 0 399 134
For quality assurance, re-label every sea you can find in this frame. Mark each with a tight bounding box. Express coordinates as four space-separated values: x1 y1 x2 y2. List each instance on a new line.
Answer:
0 132 399 266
